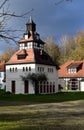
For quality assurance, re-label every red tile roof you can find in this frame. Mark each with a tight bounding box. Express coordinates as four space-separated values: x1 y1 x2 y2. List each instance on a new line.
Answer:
0 61 5 72
58 61 84 78
19 35 45 45
19 35 33 43
67 62 82 69
6 48 58 68
19 38 45 45
6 48 35 64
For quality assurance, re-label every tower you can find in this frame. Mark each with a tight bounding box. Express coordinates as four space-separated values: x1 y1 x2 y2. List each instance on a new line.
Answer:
19 17 45 50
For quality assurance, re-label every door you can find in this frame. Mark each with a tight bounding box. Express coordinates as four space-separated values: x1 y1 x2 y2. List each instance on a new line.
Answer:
80 82 84 91
24 80 29 94
11 81 16 94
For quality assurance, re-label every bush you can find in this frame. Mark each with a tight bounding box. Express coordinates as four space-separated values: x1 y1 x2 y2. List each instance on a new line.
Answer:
6 91 12 95
0 89 6 95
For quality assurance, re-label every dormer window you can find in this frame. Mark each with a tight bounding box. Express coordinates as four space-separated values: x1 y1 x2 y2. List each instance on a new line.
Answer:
68 68 77 73
17 49 27 60
67 62 82 73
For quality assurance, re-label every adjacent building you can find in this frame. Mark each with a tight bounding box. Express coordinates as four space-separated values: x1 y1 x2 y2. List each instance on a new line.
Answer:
0 61 5 89
5 17 59 94
58 60 84 91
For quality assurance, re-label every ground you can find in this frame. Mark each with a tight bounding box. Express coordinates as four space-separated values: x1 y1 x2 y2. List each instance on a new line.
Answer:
0 100 84 130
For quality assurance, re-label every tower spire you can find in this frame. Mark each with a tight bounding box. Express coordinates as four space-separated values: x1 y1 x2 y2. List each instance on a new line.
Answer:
29 16 32 23
26 16 36 33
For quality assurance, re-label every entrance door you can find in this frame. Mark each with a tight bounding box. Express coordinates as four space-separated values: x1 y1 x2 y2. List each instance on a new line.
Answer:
80 82 84 91
24 80 29 94
11 81 16 94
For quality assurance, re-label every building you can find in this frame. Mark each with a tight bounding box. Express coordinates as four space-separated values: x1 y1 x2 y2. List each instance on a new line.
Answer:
5 17 59 94
58 60 84 91
0 61 5 89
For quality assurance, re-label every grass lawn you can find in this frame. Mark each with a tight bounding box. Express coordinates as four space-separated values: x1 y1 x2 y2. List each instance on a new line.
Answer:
0 91 84 103
0 91 84 130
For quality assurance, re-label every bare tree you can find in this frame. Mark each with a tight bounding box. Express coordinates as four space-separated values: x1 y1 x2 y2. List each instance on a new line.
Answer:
0 0 33 43
59 34 76 64
44 36 60 65
0 0 73 43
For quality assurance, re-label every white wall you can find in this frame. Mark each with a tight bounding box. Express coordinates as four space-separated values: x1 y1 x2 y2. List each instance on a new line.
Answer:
36 64 58 92
80 81 84 91
6 63 58 94
6 63 36 94
0 72 5 89
58 78 66 90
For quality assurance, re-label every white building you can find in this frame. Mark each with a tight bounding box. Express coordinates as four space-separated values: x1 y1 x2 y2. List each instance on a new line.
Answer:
5 18 59 94
58 61 84 91
0 61 5 89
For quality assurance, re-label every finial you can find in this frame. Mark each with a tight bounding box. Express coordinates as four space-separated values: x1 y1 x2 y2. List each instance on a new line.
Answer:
29 16 32 23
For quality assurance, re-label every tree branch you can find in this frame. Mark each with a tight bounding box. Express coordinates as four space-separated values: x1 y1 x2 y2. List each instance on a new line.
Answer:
55 0 72 5
0 0 8 9
0 0 34 43
0 8 34 18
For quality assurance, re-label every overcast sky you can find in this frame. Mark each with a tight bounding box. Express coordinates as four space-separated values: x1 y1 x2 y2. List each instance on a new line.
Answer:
0 0 84 54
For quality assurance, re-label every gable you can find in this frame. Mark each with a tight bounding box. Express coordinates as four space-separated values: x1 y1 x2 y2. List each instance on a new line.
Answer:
58 61 84 78
67 62 82 73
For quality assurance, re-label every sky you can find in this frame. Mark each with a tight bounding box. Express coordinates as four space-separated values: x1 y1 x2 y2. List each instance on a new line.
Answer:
0 0 84 54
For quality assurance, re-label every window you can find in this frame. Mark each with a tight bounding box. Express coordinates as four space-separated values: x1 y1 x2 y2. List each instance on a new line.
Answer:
10 68 17 72
50 82 52 92
15 67 17 72
22 66 31 72
13 68 14 72
0 72 1 77
67 68 77 73
38 67 39 71
38 67 44 72
26 67 28 71
51 68 53 72
24 43 27 47
29 67 31 71
68 79 79 90
53 82 55 92
47 82 49 93
67 62 82 73
23 67 25 72
10 68 11 72
48 68 53 73
17 54 27 59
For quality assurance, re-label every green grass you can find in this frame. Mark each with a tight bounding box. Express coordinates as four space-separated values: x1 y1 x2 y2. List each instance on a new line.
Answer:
0 91 84 129
0 91 84 103
0 100 84 130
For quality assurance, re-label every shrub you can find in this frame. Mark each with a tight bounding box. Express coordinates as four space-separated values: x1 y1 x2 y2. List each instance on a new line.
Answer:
6 91 12 95
0 89 6 96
